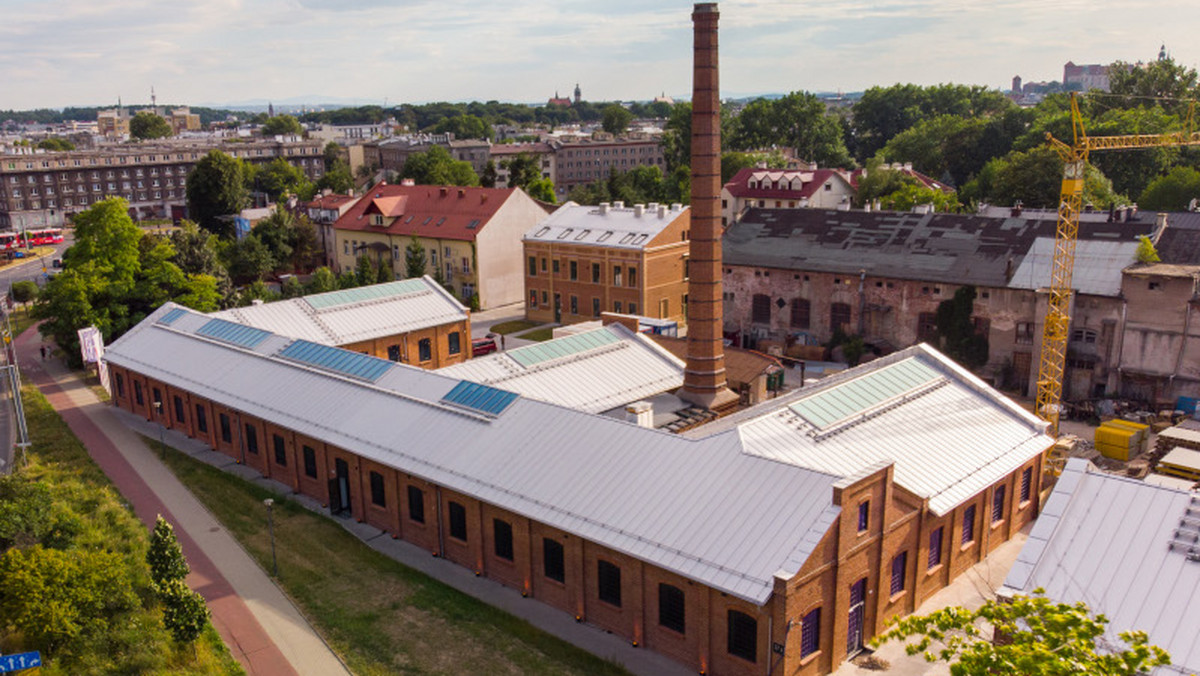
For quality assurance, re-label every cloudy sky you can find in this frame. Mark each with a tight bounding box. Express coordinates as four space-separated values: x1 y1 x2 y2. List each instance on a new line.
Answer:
2 0 1196 110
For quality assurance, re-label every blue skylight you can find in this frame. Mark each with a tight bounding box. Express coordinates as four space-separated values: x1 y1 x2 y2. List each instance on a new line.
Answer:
277 340 392 382
441 381 519 417
196 318 271 349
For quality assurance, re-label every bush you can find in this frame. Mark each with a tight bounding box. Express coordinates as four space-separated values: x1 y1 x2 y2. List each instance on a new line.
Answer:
10 280 37 305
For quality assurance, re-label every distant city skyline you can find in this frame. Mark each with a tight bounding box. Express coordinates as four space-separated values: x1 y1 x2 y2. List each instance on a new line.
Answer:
2 0 1197 111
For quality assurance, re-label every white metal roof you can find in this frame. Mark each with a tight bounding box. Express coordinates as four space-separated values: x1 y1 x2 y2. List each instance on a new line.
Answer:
105 308 1049 604
1008 238 1138 297
704 345 1053 516
106 303 839 604
523 202 687 250
211 277 468 346
1001 459 1200 674
435 324 684 414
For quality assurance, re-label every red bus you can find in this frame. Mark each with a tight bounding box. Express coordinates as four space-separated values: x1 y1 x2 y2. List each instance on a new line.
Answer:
0 232 18 252
20 228 64 247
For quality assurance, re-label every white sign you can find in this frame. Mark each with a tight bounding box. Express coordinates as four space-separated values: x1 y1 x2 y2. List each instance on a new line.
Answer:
77 326 103 364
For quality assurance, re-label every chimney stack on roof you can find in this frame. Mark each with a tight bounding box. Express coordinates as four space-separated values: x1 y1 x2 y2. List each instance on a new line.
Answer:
680 2 737 410
634 204 645 217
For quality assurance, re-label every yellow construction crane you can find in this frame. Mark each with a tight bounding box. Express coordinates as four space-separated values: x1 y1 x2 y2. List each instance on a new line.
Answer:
1037 93 1200 441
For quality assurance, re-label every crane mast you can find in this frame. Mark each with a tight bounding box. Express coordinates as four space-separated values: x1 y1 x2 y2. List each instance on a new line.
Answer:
1036 93 1200 442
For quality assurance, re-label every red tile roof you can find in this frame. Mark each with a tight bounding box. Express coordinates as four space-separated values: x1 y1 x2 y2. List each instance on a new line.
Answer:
722 168 850 200
333 182 518 241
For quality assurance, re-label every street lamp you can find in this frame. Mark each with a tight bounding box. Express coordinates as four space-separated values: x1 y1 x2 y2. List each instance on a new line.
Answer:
153 400 165 459
263 498 278 577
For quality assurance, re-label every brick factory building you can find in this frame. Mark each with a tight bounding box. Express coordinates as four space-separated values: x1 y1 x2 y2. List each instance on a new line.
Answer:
106 304 1050 676
210 277 471 369
523 201 691 325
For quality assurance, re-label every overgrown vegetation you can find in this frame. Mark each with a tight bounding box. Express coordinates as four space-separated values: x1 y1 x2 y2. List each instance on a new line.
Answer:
160 449 628 676
0 383 238 675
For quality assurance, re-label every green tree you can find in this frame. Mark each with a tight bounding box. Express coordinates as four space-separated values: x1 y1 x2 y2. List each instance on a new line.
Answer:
660 102 692 171
1139 165 1200 210
850 83 1014 161
307 266 337 294
322 141 341 170
146 516 189 587
876 591 1171 676
255 157 312 201
261 114 304 137
401 145 479 186
1136 235 1161 264
157 578 210 646
720 150 787 184
315 158 354 194
879 183 961 212
1108 57 1199 114
0 476 52 551
186 150 250 237
480 159 498 188
601 104 633 135
729 92 852 167
962 147 1124 209
501 153 543 190
404 237 427 278
0 546 138 649
526 177 556 203
174 274 221 312
225 234 275 283
10 279 37 306
934 286 988 369
36 137 75 151
355 255 376 286
129 112 173 140
430 114 491 140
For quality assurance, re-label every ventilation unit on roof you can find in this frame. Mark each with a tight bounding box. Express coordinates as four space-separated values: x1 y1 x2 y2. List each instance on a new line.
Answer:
1168 495 1200 562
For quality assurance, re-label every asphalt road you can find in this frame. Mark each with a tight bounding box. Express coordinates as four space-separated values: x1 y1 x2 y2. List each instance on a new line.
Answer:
0 234 74 292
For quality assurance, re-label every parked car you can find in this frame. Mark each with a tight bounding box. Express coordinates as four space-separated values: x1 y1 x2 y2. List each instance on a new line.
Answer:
472 336 499 357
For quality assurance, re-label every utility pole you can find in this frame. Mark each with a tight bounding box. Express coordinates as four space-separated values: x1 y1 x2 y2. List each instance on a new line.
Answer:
1 303 30 474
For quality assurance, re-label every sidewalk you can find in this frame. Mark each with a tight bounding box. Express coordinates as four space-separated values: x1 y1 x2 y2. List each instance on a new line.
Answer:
111 390 694 676
15 329 349 676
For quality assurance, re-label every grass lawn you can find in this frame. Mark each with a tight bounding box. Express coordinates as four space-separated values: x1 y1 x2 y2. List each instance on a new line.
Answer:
488 319 540 335
8 383 241 676
518 327 555 342
160 450 630 676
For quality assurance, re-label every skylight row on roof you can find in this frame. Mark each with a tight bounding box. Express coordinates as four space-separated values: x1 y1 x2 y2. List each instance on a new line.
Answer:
508 329 621 368
441 381 519 416
789 358 942 430
277 339 392 382
304 279 430 310
196 318 272 349
158 307 188 325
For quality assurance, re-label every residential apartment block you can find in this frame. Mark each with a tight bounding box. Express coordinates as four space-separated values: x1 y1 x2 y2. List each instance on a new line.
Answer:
0 139 325 229
523 201 690 325
552 137 666 199
490 142 556 189
332 181 550 309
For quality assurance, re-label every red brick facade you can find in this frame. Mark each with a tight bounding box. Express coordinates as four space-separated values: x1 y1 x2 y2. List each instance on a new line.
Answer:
105 360 1044 676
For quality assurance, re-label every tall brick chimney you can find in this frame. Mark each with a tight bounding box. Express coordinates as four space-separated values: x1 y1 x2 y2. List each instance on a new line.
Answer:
680 2 737 410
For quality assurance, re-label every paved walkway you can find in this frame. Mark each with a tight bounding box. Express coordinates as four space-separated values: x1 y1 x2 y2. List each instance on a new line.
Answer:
111 393 694 676
15 329 349 676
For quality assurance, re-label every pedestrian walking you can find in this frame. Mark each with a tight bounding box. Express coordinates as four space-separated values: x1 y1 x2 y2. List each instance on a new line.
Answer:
40 345 47 361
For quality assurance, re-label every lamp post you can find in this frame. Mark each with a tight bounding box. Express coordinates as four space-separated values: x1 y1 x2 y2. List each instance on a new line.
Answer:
263 498 278 577
153 400 165 459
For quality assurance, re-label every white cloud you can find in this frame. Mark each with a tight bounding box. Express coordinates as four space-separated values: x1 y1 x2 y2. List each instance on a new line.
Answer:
0 0 1197 109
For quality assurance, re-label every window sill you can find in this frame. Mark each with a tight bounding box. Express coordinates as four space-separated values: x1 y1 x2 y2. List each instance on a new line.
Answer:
888 590 907 604
925 563 943 576
960 541 976 552
990 520 1005 531
799 651 821 667
1018 499 1032 510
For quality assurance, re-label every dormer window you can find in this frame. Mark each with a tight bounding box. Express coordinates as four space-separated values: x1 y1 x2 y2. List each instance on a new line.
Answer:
371 214 384 226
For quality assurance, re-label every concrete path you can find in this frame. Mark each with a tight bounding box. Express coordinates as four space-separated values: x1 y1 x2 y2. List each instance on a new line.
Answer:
470 303 556 350
111 398 695 676
15 329 350 676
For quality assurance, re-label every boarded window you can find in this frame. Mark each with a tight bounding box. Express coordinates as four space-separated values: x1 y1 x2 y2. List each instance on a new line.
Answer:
751 294 771 324
917 312 939 342
830 303 851 333
790 298 810 329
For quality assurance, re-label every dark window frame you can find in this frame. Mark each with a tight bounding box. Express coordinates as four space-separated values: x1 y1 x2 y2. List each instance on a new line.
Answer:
448 501 467 541
962 505 977 545
992 485 1006 523
302 445 318 479
448 332 461 355
418 338 432 362
597 559 622 607
272 433 287 466
194 404 208 434
407 485 425 524
370 471 386 507
790 298 811 329
928 526 944 569
543 538 565 583
727 610 758 663
658 583 686 634
173 395 185 423
219 413 232 444
244 423 259 455
493 519 514 561
751 294 772 324
1020 467 1033 503
799 607 820 658
830 302 851 332
857 501 869 533
890 551 908 596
